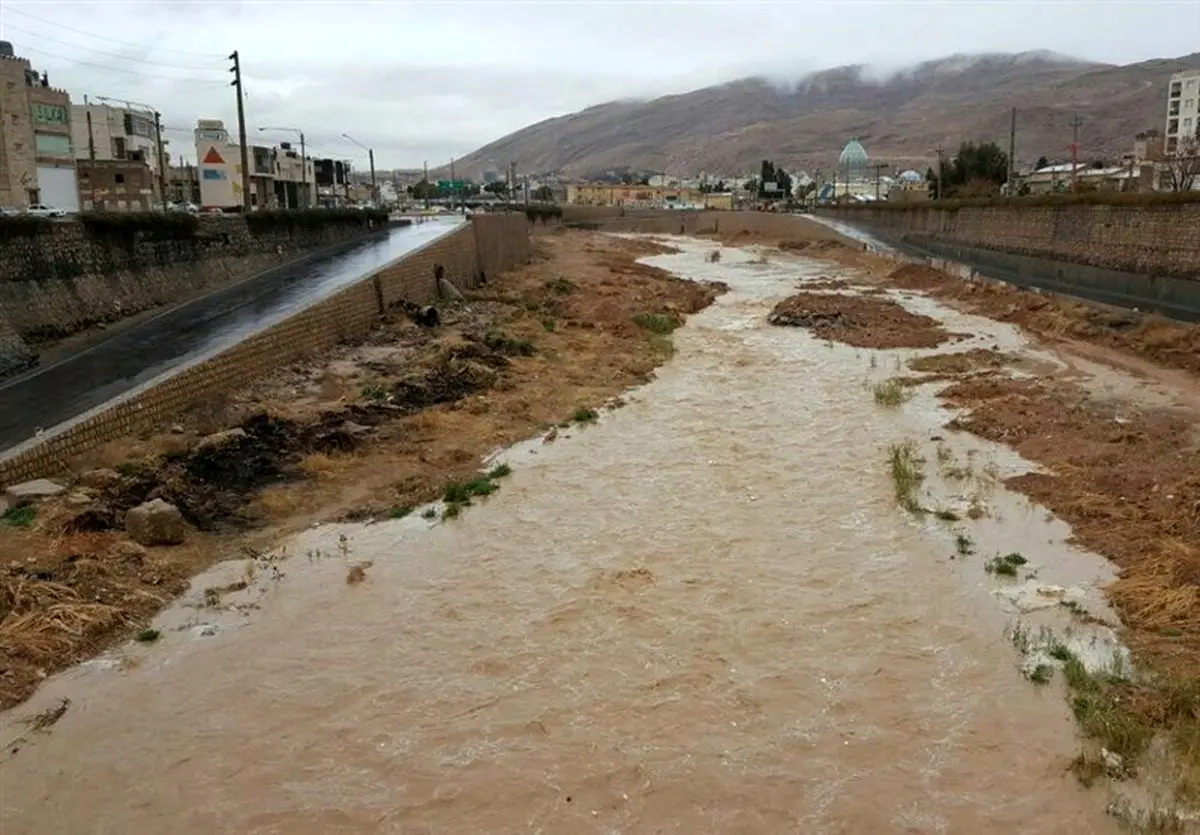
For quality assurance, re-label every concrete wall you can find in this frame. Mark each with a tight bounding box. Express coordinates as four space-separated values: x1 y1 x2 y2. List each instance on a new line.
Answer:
819 203 1200 280
0 214 387 346
0 216 532 486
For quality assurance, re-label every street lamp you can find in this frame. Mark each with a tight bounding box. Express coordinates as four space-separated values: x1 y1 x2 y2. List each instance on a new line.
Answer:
258 126 308 208
341 133 377 206
93 95 168 211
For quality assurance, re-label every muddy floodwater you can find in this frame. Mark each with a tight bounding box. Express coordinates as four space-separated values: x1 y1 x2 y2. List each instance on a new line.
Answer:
0 239 1125 834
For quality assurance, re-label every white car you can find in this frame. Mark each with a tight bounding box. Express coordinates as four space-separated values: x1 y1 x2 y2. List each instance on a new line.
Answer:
25 203 67 218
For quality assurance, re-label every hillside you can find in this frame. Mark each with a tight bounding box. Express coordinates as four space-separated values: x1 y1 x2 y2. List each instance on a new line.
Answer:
452 51 1200 178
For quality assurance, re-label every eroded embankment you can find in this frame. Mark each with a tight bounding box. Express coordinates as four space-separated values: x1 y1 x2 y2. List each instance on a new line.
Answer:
778 242 1200 827
0 229 722 710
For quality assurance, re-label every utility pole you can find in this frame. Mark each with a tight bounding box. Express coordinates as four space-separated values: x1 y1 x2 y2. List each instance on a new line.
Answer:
873 163 886 201
1069 113 1083 193
229 50 251 212
449 156 456 211
153 110 168 210
83 94 96 161
1007 107 1017 194
422 160 429 210
299 131 307 208
935 145 945 199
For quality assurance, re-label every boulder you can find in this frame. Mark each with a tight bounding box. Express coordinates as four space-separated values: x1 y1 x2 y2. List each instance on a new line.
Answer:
125 499 186 546
4 478 65 505
194 427 247 453
437 276 466 301
79 468 121 490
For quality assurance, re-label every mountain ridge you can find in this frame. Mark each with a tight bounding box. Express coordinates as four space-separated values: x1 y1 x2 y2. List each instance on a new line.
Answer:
451 51 1200 179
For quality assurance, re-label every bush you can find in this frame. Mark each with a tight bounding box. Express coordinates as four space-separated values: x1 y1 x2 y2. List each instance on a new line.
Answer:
524 204 563 223
0 215 53 239
80 211 199 242
244 207 389 234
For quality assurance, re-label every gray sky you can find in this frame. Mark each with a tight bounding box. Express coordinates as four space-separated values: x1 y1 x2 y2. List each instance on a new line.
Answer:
2 0 1198 168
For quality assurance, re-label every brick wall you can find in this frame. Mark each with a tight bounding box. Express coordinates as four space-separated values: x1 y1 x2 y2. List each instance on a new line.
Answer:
0 215 390 344
820 203 1200 279
0 217 532 486
565 209 851 242
0 311 33 378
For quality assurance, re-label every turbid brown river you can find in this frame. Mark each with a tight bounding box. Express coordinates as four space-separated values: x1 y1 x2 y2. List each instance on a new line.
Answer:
0 238 1130 833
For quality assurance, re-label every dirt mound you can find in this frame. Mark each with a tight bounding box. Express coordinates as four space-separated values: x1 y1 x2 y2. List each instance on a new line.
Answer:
887 264 949 290
908 348 1012 375
780 239 849 254
768 291 957 349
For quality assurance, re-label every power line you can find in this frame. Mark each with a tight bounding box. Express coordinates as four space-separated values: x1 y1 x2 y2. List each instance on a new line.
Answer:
1 23 227 70
2 4 228 58
15 44 231 86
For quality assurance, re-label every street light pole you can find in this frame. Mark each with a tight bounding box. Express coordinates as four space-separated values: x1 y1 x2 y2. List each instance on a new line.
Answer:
342 133 377 205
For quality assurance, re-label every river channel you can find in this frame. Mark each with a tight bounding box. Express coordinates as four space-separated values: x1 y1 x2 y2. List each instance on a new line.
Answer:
0 238 1124 834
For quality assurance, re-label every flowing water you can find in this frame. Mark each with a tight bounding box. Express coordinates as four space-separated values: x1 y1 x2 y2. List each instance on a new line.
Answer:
0 238 1127 834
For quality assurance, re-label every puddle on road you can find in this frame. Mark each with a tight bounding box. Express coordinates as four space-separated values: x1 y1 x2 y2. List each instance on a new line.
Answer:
0 237 1134 834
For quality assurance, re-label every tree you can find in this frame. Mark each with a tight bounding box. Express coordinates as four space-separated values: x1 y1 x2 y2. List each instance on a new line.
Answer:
408 180 437 199
936 141 1009 197
483 181 508 196
743 178 759 193
532 185 555 202
775 168 793 199
1035 156 1049 171
1163 136 1200 192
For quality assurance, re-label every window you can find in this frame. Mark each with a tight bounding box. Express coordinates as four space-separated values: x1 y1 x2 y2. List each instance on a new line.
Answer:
114 173 125 184
34 132 71 157
1188 99 1197 112
1169 119 1180 134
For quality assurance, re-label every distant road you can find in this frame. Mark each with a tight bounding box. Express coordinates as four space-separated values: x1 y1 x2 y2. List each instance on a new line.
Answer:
0 219 463 455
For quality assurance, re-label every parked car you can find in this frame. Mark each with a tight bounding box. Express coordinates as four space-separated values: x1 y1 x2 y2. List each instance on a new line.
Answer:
166 201 200 214
0 206 19 216
25 203 67 218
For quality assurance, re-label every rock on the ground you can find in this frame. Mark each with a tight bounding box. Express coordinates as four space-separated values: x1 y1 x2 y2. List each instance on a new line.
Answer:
78 468 121 490
437 276 466 301
125 499 186 546
107 540 148 561
4 478 65 505
65 491 93 506
194 427 247 452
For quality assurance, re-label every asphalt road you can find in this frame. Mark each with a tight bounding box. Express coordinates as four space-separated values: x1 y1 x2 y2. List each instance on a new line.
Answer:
0 219 463 453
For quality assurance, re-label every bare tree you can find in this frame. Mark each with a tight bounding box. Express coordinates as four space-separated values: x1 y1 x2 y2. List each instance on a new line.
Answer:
1163 136 1200 192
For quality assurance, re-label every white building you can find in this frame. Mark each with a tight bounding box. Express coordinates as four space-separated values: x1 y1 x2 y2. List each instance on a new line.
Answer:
70 103 166 175
1166 69 1200 154
194 119 244 209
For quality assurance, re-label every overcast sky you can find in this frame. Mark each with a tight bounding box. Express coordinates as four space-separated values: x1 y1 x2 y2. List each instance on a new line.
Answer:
1 0 1198 169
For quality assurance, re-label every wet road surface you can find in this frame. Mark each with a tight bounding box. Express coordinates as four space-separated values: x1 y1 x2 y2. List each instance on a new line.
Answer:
0 238 1123 834
0 219 462 453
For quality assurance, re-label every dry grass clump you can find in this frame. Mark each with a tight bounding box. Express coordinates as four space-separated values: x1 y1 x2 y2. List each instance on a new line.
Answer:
0 578 128 667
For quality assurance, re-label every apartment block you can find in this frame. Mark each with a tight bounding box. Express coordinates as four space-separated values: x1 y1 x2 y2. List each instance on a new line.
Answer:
0 40 77 210
1165 69 1200 153
71 103 167 175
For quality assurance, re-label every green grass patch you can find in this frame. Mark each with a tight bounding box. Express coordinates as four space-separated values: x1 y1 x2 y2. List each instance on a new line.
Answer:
421 507 438 520
872 378 910 408
542 317 556 332
134 628 161 643
1028 664 1054 685
389 506 413 519
985 552 1027 577
1 504 37 528
483 329 536 356
442 502 463 520
887 441 925 514
933 508 959 522
572 406 599 424
954 531 975 557
544 277 576 295
632 312 681 335
360 383 388 403
487 463 512 480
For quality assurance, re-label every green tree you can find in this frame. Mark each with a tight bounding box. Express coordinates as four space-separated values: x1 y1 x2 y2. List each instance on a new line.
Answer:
1035 155 1049 171
743 178 759 194
483 181 508 196
941 141 1009 196
532 185 554 201
408 180 438 199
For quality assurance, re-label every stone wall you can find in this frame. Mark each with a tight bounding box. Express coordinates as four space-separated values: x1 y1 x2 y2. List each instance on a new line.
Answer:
0 214 390 346
819 203 1200 279
0 216 532 486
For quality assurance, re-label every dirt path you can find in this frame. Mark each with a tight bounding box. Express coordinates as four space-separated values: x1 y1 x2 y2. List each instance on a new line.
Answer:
0 229 722 711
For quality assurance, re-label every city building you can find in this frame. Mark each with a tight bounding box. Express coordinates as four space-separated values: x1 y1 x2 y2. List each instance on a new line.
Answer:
313 158 350 207
194 119 245 209
194 119 316 210
166 163 200 205
76 159 155 212
0 41 78 210
566 182 732 210
70 103 166 176
1165 69 1200 154
888 169 929 203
